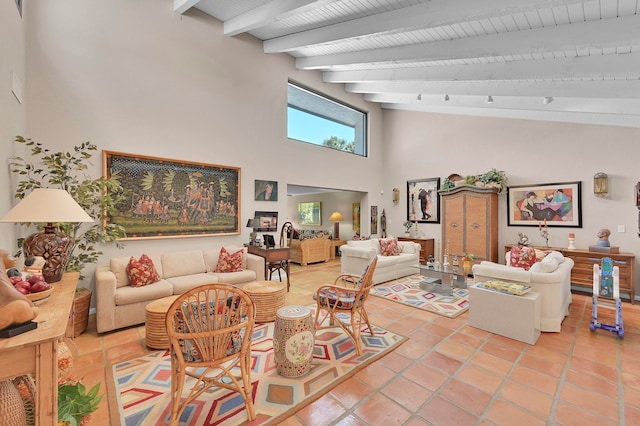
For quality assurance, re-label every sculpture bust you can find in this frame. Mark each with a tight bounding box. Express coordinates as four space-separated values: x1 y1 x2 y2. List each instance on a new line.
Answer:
597 228 611 247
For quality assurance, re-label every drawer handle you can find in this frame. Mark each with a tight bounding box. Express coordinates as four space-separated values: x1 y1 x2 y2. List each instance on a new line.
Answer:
613 260 628 265
470 222 480 229
451 222 458 228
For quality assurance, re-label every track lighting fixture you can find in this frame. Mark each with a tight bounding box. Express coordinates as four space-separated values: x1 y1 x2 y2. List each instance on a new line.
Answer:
443 94 450 101
543 96 554 105
486 95 494 104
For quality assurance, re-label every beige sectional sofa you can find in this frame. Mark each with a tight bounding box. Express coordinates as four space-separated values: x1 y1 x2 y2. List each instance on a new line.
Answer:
340 238 421 284
95 247 264 333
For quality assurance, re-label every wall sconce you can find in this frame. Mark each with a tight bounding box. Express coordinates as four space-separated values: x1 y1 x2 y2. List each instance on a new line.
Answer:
594 172 608 197
392 188 400 204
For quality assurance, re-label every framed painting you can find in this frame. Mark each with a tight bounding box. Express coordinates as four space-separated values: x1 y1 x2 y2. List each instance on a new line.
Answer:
371 205 378 235
407 178 440 223
103 151 240 239
352 202 361 235
255 180 278 201
298 201 321 226
254 211 278 232
507 181 582 227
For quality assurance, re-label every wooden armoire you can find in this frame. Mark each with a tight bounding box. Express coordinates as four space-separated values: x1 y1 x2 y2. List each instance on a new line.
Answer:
440 186 498 263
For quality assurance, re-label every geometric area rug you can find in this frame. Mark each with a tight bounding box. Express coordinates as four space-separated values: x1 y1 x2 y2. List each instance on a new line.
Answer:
370 274 470 319
107 316 407 425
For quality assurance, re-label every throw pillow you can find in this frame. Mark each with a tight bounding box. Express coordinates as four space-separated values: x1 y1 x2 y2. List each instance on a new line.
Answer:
216 247 244 272
379 238 400 256
127 254 160 287
509 246 536 271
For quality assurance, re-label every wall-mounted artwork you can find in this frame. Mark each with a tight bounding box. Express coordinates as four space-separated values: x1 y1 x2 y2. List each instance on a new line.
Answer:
371 205 378 235
507 181 582 227
407 178 440 223
254 211 278 232
103 151 240 239
255 180 278 201
352 202 361 235
298 201 322 226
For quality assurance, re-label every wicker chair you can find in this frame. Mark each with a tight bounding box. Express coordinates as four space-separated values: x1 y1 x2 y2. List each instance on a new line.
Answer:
165 284 256 424
313 257 377 355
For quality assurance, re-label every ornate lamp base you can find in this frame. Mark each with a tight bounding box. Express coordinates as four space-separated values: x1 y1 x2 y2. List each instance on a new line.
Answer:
22 224 72 283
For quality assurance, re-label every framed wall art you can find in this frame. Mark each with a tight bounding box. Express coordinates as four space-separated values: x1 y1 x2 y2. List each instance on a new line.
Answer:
298 201 322 226
255 180 278 201
407 178 440 223
371 205 378 235
103 151 240 239
254 211 278 232
507 181 582 227
352 202 361 235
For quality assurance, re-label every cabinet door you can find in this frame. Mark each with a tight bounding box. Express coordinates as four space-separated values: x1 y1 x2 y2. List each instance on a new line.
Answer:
465 194 489 260
443 194 464 256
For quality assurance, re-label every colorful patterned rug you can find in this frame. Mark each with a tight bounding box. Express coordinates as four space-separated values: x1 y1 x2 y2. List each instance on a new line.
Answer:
371 274 470 318
107 315 406 425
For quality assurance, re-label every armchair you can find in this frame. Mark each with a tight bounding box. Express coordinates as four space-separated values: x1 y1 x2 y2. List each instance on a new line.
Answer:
313 257 377 355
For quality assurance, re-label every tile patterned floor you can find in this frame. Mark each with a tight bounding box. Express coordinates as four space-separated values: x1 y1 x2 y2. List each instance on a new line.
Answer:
73 259 640 425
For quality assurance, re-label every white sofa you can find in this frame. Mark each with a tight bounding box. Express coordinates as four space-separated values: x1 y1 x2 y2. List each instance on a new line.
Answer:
95 247 264 333
340 238 421 285
471 251 574 332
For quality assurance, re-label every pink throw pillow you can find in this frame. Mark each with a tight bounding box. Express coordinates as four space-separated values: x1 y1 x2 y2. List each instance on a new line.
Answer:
509 246 536 271
379 239 400 256
216 247 244 272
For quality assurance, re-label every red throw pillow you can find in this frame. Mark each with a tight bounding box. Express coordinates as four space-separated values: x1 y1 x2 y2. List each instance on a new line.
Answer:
509 246 536 271
127 254 160 287
379 238 400 256
216 247 244 272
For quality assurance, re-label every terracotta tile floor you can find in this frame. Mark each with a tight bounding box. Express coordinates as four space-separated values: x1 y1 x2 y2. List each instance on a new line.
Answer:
73 259 640 425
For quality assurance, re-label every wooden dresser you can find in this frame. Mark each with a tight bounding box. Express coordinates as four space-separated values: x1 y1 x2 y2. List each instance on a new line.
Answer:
397 237 434 263
441 186 499 262
505 245 635 304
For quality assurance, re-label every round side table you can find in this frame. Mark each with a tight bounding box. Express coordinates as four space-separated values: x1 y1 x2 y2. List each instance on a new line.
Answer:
273 305 314 377
145 295 180 349
243 280 287 323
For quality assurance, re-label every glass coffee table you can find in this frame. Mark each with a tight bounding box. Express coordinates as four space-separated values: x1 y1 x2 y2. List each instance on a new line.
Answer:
411 264 468 296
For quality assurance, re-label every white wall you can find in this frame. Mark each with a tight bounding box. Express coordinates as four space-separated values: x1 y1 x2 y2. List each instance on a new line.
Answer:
0 1 26 250
13 0 384 295
382 110 640 298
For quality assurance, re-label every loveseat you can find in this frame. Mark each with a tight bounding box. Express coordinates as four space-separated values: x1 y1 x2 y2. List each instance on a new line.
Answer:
95 247 264 333
340 238 421 284
288 236 331 266
471 250 574 332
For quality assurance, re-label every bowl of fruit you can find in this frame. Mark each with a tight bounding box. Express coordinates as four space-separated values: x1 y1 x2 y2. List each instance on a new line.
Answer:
8 274 53 303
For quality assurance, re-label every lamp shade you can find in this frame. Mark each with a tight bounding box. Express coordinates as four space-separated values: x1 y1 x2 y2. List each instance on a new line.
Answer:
0 188 93 283
329 211 344 222
246 219 255 228
0 188 93 223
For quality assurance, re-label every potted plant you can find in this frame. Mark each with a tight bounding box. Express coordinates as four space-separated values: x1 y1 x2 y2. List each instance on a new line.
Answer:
461 253 475 276
58 378 102 426
9 136 127 280
402 221 413 237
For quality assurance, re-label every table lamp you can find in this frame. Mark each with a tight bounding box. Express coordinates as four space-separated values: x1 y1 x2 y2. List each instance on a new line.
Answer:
329 211 344 240
246 218 257 245
0 188 94 283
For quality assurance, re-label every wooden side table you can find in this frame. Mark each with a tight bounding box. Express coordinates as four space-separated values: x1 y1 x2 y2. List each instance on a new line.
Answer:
0 272 78 425
242 281 287 322
246 245 291 291
145 295 180 349
330 239 347 259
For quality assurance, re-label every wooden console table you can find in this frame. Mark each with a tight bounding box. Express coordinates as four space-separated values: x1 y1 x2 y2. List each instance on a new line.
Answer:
505 245 635 304
330 239 346 260
0 272 78 425
398 237 434 263
246 245 291 291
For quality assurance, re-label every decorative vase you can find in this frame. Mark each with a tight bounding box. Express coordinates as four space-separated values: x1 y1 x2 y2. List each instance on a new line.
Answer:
463 260 472 276
404 232 410 237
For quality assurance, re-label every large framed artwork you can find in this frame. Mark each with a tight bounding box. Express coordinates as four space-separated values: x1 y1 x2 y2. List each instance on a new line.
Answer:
297 202 322 226
254 211 278 232
507 181 582 227
103 151 240 239
254 180 278 201
407 178 440 223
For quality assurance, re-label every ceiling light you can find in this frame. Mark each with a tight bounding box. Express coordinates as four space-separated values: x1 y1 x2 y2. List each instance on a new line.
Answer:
486 95 494 104
543 96 554 105
416 94 422 101
443 94 450 101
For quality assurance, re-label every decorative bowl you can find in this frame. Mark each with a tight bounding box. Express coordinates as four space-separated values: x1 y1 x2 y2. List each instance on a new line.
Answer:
25 287 53 302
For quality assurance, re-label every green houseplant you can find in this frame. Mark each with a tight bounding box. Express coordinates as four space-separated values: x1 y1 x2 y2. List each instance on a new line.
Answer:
58 378 102 426
9 136 127 279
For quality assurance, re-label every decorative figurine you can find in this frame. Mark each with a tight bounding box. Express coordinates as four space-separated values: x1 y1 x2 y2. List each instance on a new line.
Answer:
597 228 611 247
517 232 530 247
567 233 576 250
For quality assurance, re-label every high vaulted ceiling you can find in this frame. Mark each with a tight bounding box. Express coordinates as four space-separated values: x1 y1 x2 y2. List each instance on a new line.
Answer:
174 0 640 128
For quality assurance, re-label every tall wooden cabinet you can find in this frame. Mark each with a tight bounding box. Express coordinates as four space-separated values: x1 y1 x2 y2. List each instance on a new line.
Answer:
441 186 499 263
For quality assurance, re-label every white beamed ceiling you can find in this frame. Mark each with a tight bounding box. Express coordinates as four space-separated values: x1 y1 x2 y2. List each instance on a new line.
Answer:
175 0 640 128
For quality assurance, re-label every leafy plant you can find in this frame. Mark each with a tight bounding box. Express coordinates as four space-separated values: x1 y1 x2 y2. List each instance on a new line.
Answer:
9 136 127 279
478 168 508 193
58 378 102 426
403 221 413 232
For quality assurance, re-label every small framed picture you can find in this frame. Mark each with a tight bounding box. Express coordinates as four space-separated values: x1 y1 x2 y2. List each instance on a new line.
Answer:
255 180 278 201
